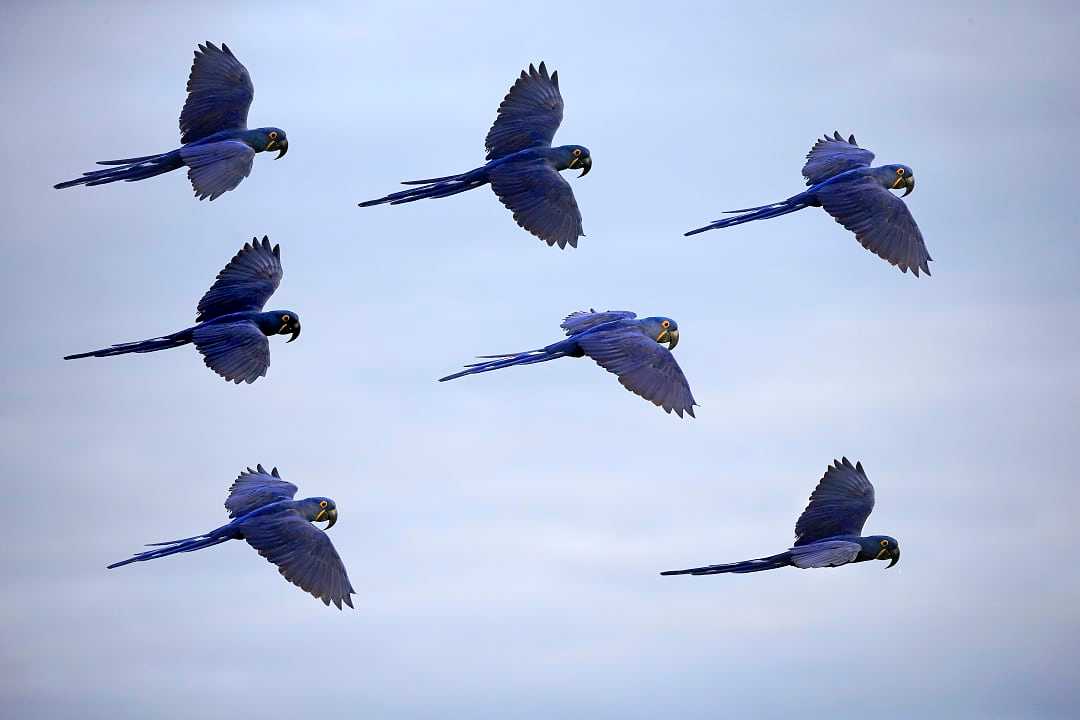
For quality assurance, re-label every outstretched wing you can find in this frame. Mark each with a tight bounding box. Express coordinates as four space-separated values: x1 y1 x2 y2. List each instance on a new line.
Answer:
180 141 255 201
485 62 564 160
802 131 875 185
180 42 254 144
197 236 283 321
225 465 298 518
788 540 862 568
577 329 697 417
243 511 356 609
794 457 875 545
560 310 637 336
489 160 584 249
817 177 932 276
193 321 271 384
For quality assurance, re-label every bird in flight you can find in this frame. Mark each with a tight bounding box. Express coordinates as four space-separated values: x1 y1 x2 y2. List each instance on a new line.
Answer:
440 310 697 417
108 465 355 609
662 457 899 576
686 132 931 276
359 62 591 249
64 236 300 384
55 42 287 200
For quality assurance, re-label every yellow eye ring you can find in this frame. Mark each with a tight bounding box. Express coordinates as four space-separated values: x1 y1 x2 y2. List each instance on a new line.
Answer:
896 168 905 175
880 539 889 547
320 500 328 508
269 131 279 141
281 314 290 322
661 320 671 328
572 148 582 157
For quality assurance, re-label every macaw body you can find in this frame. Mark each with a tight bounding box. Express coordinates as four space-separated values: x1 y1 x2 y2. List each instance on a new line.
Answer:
109 465 355 609
662 458 900 576
440 310 697 418
360 62 591 249
64 236 300 384
54 42 287 200
686 132 931 276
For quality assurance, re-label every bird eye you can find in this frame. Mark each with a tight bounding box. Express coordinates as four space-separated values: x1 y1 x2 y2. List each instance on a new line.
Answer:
269 131 279 141
880 539 889 547
572 148 582 157
281 314 290 322
896 168 905 175
661 320 671 328
320 500 328 508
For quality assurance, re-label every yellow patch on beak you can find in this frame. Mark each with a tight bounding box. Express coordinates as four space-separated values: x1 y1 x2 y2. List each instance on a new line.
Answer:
891 176 905 189
656 329 669 343
315 509 327 522
876 547 890 559
568 157 579 169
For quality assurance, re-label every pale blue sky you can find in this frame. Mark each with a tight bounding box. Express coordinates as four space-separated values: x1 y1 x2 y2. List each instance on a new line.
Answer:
2 2 1078 718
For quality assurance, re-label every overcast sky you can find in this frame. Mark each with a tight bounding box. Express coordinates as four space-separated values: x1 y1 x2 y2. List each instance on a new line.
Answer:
2 1 1078 718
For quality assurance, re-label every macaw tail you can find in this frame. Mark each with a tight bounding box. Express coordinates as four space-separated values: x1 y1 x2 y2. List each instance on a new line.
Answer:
54 150 184 189
438 348 568 382
106 531 232 569
64 328 194 360
358 169 488 207
684 200 808 236
660 551 793 576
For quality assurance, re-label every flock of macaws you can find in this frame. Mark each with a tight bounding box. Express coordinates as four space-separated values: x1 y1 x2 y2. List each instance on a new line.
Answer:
58 43 916 608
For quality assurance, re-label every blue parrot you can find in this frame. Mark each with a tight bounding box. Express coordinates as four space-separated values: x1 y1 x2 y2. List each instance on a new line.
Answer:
440 310 697 417
54 42 287 200
662 457 899 576
64 236 299 384
108 465 355 609
686 132 931 276
359 62 590 249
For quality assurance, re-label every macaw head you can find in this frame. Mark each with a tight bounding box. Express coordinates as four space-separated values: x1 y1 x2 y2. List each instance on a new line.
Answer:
879 164 914 197
640 317 680 350
557 145 592 176
300 497 338 529
253 127 289 158
256 311 302 342
862 535 900 567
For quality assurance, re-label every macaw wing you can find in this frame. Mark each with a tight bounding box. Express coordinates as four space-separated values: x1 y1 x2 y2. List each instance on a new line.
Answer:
197 236 282 321
794 457 875 545
817 176 931 276
789 540 862 568
242 511 355 609
802 131 875 185
192 321 271 384
224 465 299 518
560 310 637 336
180 141 255 201
577 329 697 417
485 62 564 161
180 42 254 144
489 160 583 249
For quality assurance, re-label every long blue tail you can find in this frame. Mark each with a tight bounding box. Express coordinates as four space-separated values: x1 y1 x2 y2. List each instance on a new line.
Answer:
64 328 194 360
684 200 808 236
107 530 233 569
54 150 184 189
661 551 792 576
358 168 487 207
439 348 568 382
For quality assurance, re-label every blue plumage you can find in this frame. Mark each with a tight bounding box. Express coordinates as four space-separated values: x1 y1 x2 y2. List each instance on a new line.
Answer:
439 309 697 418
662 458 900 576
359 62 591 249
54 42 287 200
108 465 355 609
686 132 931 276
64 236 300 384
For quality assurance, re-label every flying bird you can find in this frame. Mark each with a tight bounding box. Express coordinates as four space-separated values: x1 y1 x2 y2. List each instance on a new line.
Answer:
64 236 299 384
662 457 899 577
108 465 355 609
440 310 697 417
686 132 931 276
54 42 287 200
359 62 590 249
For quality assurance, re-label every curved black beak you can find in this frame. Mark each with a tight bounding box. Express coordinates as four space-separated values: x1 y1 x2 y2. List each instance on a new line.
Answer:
579 155 592 177
901 175 913 197
286 321 301 343
324 507 337 529
275 139 288 159
886 548 899 568
666 328 679 350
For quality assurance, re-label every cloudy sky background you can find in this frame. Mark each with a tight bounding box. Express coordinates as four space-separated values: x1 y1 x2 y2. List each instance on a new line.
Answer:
2 2 1078 718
